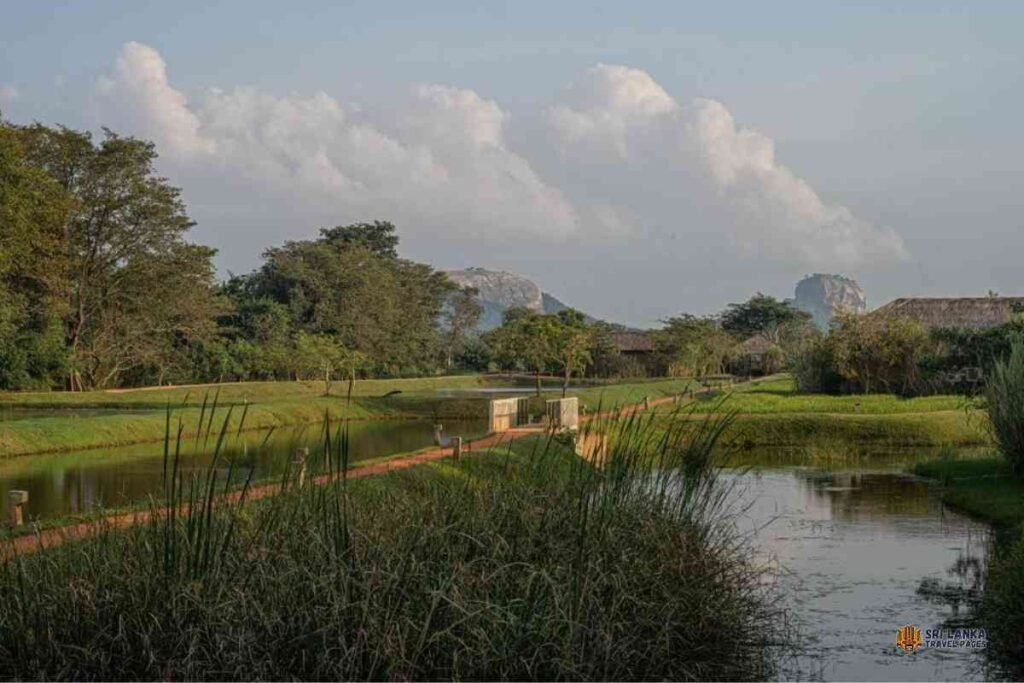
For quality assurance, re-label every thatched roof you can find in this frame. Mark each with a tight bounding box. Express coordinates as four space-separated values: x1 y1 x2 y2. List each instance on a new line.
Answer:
871 297 1024 331
610 332 655 353
739 335 775 355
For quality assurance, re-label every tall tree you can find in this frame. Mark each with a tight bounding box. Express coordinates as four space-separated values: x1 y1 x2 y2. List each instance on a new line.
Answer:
250 222 454 374
440 285 483 370
655 314 736 377
720 293 812 342
14 124 225 389
0 123 72 389
551 309 593 396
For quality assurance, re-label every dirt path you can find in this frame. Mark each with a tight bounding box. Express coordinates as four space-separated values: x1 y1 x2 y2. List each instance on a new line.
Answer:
1 386 705 560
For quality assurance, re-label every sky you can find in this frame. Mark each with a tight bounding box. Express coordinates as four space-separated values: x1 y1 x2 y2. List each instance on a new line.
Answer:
2 0 1022 327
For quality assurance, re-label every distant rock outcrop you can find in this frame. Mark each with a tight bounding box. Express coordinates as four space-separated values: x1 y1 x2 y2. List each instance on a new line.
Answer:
793 274 866 329
444 267 587 330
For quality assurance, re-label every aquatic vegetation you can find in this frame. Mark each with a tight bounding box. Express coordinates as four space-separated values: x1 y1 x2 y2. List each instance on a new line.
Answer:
0 407 789 680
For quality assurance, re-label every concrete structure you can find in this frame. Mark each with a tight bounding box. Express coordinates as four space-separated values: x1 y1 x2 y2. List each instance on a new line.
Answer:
489 397 530 433
7 490 28 527
545 397 579 431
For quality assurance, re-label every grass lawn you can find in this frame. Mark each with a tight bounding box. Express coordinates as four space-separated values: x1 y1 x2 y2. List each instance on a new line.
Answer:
913 457 1024 528
0 374 498 409
647 376 987 447
678 376 977 414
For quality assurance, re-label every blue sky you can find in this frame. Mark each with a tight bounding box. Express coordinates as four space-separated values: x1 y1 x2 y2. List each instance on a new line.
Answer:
3 1 1023 326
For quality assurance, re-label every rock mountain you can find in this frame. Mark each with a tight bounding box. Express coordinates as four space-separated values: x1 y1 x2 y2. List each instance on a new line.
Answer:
793 274 867 329
444 268 580 331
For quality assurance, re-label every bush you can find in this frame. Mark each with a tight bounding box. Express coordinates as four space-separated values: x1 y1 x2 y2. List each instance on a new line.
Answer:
0 411 790 680
985 340 1024 474
983 532 1024 679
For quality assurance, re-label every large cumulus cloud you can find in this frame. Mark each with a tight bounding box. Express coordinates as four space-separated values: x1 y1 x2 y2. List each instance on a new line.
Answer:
549 64 908 267
94 43 907 273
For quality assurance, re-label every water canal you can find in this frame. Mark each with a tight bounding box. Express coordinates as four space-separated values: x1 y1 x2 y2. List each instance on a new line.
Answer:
0 418 488 523
0 428 1006 680
726 450 994 681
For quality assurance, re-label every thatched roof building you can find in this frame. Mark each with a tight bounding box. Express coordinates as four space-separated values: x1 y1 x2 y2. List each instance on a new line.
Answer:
871 297 1024 331
609 332 655 355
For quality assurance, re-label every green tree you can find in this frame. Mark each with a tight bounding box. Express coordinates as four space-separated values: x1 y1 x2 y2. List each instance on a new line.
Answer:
485 308 559 395
13 123 224 389
551 309 593 396
0 122 72 388
654 314 736 377
294 331 349 395
440 285 483 370
721 293 812 341
251 223 454 375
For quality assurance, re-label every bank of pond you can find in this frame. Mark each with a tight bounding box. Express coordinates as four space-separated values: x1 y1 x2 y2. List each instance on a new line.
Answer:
1 377 1021 680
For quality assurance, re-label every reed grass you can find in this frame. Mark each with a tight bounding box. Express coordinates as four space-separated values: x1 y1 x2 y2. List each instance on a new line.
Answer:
0 397 790 680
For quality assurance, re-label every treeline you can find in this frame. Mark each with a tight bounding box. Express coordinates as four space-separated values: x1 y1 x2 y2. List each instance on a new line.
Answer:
479 292 815 386
0 119 483 391
793 312 1024 396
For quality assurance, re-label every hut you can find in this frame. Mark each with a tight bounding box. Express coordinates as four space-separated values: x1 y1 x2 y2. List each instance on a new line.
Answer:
870 296 1024 388
734 335 782 376
870 297 1024 331
609 331 655 358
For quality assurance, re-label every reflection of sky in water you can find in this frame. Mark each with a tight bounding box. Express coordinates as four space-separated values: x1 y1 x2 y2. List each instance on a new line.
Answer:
726 467 991 681
0 419 488 522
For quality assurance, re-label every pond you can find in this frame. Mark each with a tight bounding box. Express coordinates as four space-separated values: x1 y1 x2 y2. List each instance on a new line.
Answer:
726 449 994 681
0 418 488 523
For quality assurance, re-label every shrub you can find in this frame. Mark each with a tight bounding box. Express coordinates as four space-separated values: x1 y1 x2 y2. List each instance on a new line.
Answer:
985 340 1024 474
0 409 790 680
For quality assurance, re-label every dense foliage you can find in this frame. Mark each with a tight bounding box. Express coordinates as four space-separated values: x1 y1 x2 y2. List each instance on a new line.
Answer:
0 412 789 680
0 119 480 390
985 341 1024 474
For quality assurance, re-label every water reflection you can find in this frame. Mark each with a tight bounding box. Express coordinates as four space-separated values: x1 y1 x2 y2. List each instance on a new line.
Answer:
0 418 487 523
727 462 992 681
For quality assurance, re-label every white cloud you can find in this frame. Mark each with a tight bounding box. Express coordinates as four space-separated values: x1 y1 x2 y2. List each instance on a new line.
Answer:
96 42 579 243
549 64 909 269
0 85 19 102
94 44 906 273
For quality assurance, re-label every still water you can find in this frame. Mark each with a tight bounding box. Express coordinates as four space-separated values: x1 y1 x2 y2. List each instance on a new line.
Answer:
0 418 487 523
726 453 992 681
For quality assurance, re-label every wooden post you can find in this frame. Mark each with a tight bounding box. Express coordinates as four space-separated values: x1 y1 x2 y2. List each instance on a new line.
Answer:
7 490 28 527
293 448 309 488
452 437 463 461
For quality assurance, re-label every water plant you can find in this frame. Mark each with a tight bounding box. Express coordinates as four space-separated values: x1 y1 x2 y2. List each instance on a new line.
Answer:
985 339 1024 474
0 400 789 680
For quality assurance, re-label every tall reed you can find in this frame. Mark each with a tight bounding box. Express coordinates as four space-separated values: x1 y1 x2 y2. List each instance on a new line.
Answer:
0 396 789 680
985 339 1024 474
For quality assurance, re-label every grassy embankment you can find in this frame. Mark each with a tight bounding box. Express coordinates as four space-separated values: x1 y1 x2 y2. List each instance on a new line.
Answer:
0 376 701 458
0 412 790 680
660 376 988 448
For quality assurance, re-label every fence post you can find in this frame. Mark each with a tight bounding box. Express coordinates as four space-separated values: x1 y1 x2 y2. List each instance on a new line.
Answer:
452 437 463 461
293 448 309 488
7 490 28 527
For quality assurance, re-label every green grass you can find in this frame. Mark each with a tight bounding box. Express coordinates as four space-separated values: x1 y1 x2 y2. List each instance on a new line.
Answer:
0 375 699 458
571 377 698 411
913 457 1024 527
0 394 489 458
717 410 988 447
0 411 791 680
642 376 987 448
675 376 975 414
0 374 498 409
